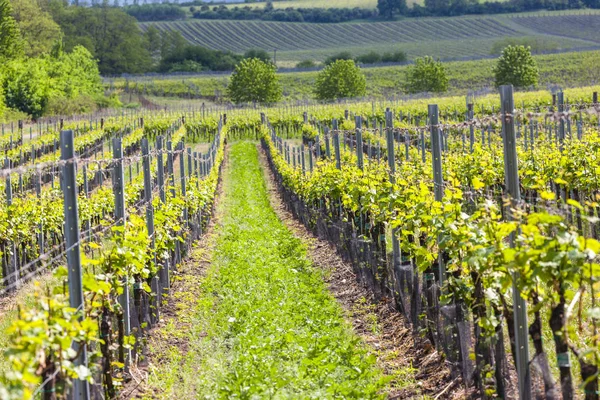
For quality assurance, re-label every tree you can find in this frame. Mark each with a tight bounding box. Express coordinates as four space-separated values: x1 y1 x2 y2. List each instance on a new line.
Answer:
493 45 539 89
243 48 271 63
0 0 22 60
377 0 407 18
405 56 448 94
314 59 366 101
11 0 61 57
144 24 163 64
2 58 50 118
47 45 102 98
50 4 153 74
227 58 282 104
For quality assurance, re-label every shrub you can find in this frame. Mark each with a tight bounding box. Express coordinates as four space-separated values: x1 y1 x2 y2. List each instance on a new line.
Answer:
405 56 448 94
314 59 366 100
227 58 282 104
493 45 539 89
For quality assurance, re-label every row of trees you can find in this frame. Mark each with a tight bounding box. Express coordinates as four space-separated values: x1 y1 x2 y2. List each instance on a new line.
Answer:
124 0 600 23
191 4 376 23
0 0 105 118
124 2 185 21
381 0 600 19
226 45 539 104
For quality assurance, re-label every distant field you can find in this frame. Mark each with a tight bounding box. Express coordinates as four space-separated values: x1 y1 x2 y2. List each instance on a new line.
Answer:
142 11 600 66
209 0 379 9
107 49 600 101
186 0 503 11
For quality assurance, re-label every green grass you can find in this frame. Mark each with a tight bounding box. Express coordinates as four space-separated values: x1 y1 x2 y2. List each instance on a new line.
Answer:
141 11 600 65
107 49 600 101
146 141 391 398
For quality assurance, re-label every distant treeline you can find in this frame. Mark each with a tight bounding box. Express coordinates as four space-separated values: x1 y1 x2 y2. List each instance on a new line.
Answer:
125 3 186 21
190 4 376 23
413 0 600 18
125 0 600 23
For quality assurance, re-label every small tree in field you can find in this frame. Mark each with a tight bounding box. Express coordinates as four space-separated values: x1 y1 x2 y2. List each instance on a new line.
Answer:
493 45 539 89
314 59 366 101
227 58 282 104
405 56 448 94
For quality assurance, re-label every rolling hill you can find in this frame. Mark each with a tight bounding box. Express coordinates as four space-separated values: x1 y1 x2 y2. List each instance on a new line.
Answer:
141 10 600 66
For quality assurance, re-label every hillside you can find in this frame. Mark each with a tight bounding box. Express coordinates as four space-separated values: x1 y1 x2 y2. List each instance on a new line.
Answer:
142 10 600 66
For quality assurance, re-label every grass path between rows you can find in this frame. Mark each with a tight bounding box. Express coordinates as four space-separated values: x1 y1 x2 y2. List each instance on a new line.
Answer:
144 141 388 399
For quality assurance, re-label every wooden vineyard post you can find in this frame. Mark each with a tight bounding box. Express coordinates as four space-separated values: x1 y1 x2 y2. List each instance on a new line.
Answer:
429 105 444 284
36 167 43 258
594 92 599 132
355 116 363 170
468 103 475 153
142 138 159 326
315 135 321 159
194 152 199 187
324 127 331 158
300 145 306 174
4 158 17 289
500 85 531 400
167 141 175 198
186 147 192 180
61 130 90 400
558 92 565 151
332 120 341 170
157 137 166 204
179 142 189 226
386 111 404 316
112 137 131 371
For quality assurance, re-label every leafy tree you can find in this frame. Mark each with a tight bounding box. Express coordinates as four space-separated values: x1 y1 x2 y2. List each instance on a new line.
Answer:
124 3 186 21
314 59 366 101
47 45 102 98
11 0 61 57
0 0 22 60
227 58 282 104
405 56 448 94
159 42 242 72
243 48 271 63
424 0 450 15
324 51 353 66
3 58 50 118
144 24 163 63
493 45 539 89
296 60 316 68
1 45 102 118
50 4 153 74
377 0 407 18
159 29 188 60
